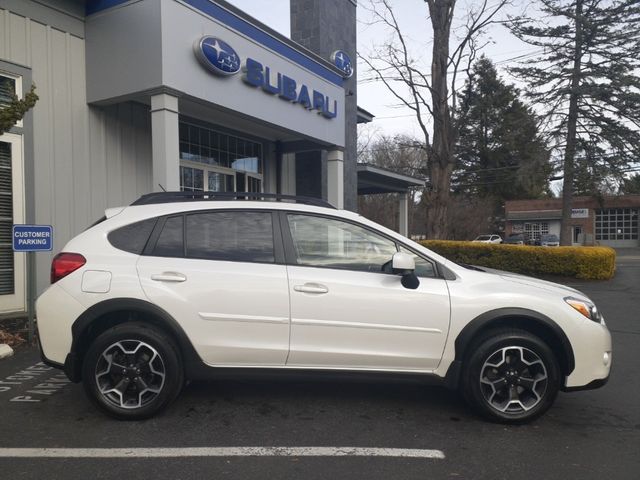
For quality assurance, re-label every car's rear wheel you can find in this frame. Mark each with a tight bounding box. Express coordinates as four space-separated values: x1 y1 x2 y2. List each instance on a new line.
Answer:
82 322 183 420
461 328 561 423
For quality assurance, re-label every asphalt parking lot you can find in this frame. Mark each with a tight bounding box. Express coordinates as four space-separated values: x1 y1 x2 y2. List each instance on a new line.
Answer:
0 252 638 480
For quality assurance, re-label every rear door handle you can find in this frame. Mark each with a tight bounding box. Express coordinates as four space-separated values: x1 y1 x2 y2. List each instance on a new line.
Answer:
294 283 329 294
150 272 187 283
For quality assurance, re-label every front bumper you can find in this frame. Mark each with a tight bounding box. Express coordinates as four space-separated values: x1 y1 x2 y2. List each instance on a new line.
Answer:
563 373 610 392
564 319 612 390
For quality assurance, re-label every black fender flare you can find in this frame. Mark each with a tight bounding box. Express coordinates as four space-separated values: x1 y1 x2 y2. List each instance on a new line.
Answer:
65 298 203 382
444 307 575 388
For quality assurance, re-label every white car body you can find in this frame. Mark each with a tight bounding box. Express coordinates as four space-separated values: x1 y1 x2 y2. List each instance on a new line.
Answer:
36 197 611 420
472 235 503 244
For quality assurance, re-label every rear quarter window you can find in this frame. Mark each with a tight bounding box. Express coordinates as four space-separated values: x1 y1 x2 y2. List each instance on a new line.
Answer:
107 218 157 254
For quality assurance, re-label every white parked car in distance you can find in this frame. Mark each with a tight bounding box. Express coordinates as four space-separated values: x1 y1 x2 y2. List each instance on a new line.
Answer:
539 234 560 247
472 234 503 244
37 192 611 423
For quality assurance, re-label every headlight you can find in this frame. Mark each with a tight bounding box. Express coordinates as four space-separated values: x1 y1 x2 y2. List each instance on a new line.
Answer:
564 296 602 323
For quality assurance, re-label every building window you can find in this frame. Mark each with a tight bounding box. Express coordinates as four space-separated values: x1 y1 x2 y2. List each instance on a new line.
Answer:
179 122 263 193
0 142 14 295
524 222 549 242
595 208 638 241
0 131 25 313
0 72 23 128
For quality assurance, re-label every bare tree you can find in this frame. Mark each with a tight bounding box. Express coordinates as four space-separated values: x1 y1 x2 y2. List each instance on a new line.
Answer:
447 195 496 240
358 134 426 233
360 0 509 238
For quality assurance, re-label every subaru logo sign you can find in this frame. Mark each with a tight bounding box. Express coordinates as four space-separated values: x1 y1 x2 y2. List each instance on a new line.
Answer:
194 36 241 76
331 50 353 79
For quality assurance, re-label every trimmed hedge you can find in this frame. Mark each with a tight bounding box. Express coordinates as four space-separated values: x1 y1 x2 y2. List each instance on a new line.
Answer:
420 240 616 280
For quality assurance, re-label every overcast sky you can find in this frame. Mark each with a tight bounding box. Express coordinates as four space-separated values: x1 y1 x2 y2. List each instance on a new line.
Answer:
227 0 535 138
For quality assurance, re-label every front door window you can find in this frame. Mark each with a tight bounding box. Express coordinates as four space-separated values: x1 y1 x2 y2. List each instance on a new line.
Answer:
287 214 398 273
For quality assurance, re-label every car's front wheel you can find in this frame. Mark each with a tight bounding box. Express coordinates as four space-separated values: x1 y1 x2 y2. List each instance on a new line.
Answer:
462 328 561 423
82 322 184 420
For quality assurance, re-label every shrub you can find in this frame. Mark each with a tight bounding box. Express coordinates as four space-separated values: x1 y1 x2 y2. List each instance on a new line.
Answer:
419 241 616 280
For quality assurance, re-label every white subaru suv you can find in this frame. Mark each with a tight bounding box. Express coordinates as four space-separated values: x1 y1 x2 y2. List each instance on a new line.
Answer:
36 192 611 422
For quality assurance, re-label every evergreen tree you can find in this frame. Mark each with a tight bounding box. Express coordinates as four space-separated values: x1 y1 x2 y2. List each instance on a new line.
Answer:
453 56 551 201
0 84 38 135
509 0 640 244
620 174 640 194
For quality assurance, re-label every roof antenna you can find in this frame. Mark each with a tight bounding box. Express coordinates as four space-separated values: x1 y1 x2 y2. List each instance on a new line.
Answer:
158 184 167 192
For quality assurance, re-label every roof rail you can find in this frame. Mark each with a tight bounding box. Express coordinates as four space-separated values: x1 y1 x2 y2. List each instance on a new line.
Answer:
130 191 336 209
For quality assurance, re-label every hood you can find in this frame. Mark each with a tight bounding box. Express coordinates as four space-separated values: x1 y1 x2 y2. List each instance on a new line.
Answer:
470 265 589 300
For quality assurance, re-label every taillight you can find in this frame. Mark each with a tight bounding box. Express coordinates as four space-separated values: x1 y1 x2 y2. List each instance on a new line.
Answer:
50 253 86 284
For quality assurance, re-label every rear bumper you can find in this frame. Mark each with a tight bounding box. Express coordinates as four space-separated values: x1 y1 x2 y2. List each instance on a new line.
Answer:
37 330 82 382
37 333 63 369
36 283 85 365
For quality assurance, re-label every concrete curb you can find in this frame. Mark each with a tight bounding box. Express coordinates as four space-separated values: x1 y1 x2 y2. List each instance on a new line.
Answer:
0 344 14 360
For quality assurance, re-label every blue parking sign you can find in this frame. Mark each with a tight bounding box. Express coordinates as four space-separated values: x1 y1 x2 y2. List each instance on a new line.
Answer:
12 225 53 252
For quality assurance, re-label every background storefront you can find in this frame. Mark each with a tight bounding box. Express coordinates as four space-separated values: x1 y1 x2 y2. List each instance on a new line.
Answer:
506 196 640 247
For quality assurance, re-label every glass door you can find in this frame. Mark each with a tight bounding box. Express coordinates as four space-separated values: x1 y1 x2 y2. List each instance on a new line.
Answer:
234 172 262 193
180 163 235 193
572 226 583 246
208 171 235 192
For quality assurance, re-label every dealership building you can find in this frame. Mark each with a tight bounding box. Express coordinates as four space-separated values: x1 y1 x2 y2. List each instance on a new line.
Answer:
505 196 640 248
0 0 428 314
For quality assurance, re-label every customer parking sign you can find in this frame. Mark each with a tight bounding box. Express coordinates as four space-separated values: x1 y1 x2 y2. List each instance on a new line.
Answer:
12 225 53 252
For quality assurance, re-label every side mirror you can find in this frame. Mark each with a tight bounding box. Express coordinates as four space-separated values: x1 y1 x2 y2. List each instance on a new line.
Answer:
392 252 416 273
392 252 420 290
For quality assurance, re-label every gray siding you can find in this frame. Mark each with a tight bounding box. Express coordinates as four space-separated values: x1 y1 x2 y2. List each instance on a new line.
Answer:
0 7 152 295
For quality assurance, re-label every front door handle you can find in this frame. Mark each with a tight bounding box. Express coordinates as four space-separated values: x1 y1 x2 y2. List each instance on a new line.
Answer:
150 272 187 283
294 283 329 294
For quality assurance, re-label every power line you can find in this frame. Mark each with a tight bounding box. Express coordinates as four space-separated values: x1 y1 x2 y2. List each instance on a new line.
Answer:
357 49 545 86
357 49 547 120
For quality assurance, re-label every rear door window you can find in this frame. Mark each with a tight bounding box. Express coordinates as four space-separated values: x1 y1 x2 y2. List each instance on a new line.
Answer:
185 211 275 263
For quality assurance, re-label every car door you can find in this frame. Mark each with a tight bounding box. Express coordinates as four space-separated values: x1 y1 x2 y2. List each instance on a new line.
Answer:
137 209 290 366
282 212 451 371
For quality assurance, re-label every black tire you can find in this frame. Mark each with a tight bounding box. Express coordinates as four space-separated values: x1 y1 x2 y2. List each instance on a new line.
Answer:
82 322 184 420
461 328 561 424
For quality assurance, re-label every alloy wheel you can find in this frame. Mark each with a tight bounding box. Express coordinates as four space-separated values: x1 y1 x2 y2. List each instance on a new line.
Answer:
94 340 166 410
479 346 548 414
